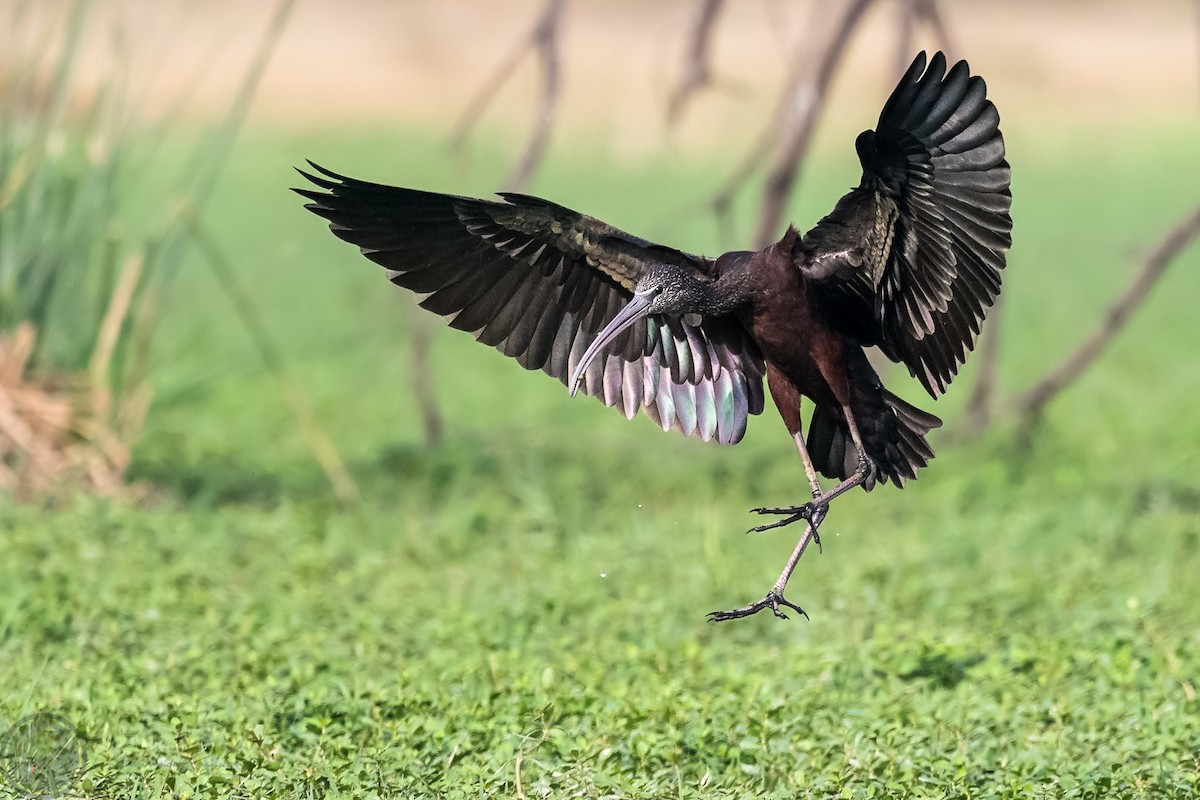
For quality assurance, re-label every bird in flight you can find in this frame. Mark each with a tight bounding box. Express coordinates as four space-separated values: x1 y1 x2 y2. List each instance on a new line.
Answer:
296 51 1012 622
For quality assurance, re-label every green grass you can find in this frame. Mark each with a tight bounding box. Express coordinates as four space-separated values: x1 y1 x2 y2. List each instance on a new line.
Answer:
2 122 1199 798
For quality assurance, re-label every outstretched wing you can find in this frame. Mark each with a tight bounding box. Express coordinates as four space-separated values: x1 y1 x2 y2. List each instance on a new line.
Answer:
295 163 766 443
801 51 1013 397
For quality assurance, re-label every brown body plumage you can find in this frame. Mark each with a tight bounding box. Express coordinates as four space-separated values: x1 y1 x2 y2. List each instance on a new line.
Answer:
296 52 1012 620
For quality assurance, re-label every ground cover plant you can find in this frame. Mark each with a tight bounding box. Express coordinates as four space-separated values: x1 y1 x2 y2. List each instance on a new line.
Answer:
2 96 1199 800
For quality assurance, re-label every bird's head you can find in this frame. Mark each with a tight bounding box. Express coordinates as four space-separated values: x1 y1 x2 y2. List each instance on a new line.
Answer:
629 263 707 316
569 263 705 396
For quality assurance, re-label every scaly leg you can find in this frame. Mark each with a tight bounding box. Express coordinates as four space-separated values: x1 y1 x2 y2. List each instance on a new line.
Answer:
707 507 825 622
711 422 834 622
747 431 826 549
794 429 824 497
746 368 826 536
750 403 875 531
714 376 851 622
712 405 875 622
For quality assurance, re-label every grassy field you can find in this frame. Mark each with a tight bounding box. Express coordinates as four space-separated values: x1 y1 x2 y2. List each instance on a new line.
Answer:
2 120 1199 798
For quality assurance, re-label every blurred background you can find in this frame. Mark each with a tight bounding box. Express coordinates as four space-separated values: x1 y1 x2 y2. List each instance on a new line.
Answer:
48 1 1200 145
6 0 1196 493
1 1 1198 796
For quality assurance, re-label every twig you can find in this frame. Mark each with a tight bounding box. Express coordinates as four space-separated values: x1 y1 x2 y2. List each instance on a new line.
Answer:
1015 203 1200 429
181 206 361 504
451 0 567 193
667 0 726 126
753 0 875 247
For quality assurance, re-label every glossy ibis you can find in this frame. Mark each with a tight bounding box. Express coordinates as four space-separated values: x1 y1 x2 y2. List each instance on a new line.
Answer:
296 51 1012 621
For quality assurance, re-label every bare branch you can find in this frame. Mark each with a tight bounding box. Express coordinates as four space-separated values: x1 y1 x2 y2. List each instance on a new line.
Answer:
753 0 875 247
895 0 917 79
701 0 952 237
706 115 782 229
958 296 1003 439
504 0 566 192
914 0 958 59
667 0 726 126
703 1 826 222
1016 203 1200 427
451 0 567 192
451 40 527 151
408 307 444 447
895 0 959 81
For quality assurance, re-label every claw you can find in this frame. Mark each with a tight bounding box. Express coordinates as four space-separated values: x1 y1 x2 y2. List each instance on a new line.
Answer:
745 502 828 539
707 591 809 622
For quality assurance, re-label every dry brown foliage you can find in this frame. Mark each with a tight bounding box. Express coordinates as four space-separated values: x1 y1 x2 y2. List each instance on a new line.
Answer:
0 260 152 501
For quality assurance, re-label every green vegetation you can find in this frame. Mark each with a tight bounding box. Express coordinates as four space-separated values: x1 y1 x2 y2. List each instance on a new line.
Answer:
0 3 142 377
0 1 289 499
2 123 1198 798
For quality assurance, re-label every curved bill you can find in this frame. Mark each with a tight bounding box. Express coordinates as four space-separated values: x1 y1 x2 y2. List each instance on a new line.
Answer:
569 291 653 397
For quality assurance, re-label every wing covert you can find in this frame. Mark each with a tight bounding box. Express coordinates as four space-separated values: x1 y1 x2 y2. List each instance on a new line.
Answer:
295 163 766 443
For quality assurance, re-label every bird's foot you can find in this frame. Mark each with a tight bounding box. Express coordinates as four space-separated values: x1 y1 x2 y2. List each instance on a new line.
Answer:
747 501 828 537
707 591 808 622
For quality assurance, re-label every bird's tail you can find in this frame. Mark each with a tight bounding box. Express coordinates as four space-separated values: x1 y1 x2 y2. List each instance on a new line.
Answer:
807 356 942 489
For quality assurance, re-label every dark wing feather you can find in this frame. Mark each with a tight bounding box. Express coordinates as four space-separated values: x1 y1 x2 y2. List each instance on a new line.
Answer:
295 163 765 444
801 51 1013 397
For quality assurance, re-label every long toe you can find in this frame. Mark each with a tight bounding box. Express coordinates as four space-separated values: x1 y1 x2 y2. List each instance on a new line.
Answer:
746 513 805 534
708 592 809 622
772 594 808 620
750 501 825 519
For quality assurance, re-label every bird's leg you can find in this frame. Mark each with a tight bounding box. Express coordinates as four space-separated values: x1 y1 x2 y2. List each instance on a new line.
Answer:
714 410 869 622
707 512 824 622
795 429 825 498
747 432 826 548
750 404 873 532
